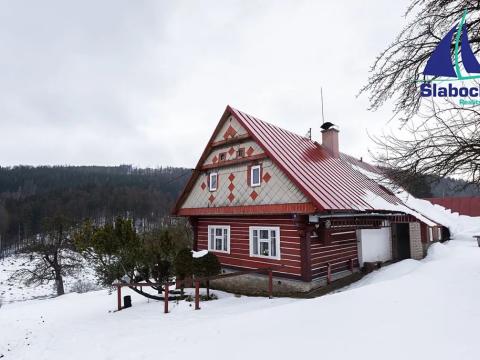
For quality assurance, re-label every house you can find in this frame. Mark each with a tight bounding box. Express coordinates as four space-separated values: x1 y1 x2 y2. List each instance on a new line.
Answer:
173 106 446 294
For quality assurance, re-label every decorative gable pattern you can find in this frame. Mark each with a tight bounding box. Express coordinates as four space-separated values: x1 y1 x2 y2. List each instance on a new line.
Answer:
181 158 309 209
213 115 248 142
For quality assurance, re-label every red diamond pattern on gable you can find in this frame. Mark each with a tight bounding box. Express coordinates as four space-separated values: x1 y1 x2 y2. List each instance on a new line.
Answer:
228 183 235 192
263 172 271 183
208 194 215 203
228 173 235 181
212 155 218 163
228 147 235 156
227 193 235 202
223 125 237 140
250 190 258 200
246 146 254 156
200 182 206 190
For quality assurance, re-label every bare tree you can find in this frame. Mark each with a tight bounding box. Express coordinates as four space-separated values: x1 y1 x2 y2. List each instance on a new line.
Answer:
10 216 82 296
361 0 480 185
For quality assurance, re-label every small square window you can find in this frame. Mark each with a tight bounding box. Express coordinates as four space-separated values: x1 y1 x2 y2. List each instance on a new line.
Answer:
237 148 245 158
219 152 226 161
209 172 218 191
250 165 261 187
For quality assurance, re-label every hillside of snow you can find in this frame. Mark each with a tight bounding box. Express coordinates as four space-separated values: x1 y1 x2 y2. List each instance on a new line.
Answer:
0 255 98 304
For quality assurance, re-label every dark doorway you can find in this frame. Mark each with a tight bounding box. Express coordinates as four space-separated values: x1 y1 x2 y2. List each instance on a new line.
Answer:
393 223 411 260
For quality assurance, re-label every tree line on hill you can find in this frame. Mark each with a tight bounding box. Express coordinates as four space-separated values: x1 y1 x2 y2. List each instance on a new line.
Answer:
0 165 192 254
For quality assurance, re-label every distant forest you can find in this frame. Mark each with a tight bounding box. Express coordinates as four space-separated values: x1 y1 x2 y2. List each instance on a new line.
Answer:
0 164 478 255
0 165 191 252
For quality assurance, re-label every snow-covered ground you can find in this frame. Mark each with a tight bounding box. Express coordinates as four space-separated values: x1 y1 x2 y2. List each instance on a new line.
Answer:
1 230 480 359
1 205 479 359
0 256 98 304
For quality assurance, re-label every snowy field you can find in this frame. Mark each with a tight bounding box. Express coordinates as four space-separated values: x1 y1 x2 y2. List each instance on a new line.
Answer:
1 212 480 359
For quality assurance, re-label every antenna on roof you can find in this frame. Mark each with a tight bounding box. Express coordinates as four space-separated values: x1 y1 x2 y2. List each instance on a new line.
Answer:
305 128 312 140
321 87 325 124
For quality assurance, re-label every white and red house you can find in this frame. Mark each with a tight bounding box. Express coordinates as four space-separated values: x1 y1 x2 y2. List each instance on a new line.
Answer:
173 106 445 293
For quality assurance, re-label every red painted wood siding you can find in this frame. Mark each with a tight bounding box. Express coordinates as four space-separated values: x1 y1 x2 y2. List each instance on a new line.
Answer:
311 227 359 279
197 216 302 278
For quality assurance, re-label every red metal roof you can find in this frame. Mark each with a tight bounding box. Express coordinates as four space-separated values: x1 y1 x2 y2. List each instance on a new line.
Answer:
230 106 403 211
424 197 480 217
173 106 440 224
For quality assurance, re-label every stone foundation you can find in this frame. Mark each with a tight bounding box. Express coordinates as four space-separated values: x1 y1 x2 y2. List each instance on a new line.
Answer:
210 268 359 297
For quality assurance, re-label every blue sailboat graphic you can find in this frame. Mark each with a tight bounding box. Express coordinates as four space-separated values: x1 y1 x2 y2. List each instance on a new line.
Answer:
423 10 480 80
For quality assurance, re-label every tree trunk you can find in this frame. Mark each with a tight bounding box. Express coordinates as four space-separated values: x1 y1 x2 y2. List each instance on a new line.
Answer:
55 273 65 296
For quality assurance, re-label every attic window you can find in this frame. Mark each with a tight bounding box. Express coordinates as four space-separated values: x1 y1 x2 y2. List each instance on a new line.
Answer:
219 152 226 162
251 165 261 187
237 148 245 158
209 172 218 191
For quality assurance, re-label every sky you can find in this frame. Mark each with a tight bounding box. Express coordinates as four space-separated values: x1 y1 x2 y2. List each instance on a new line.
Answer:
0 0 411 168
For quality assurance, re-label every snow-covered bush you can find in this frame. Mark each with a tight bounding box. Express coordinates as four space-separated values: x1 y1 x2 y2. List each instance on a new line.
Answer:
71 280 99 294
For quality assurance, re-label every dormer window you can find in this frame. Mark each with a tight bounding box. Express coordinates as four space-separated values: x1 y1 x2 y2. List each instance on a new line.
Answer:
209 172 218 191
250 165 261 187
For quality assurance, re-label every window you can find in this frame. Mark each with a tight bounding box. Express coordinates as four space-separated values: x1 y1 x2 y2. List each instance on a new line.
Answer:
249 226 280 259
219 152 226 161
237 148 245 158
208 225 230 253
209 172 218 191
250 165 261 187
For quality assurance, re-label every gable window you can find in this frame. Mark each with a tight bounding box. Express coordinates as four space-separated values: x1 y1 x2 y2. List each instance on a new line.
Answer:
209 172 218 191
250 165 261 187
237 148 245 158
219 152 226 161
250 226 280 259
208 225 230 253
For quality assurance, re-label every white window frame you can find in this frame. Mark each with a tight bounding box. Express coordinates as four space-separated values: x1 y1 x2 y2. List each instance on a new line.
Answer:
208 225 230 253
209 172 218 191
250 165 261 187
249 226 280 260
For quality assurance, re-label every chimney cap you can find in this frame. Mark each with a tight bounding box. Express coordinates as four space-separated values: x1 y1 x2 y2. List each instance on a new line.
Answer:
320 122 338 131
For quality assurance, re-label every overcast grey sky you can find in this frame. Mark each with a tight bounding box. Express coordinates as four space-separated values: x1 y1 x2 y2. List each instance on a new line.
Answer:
0 0 410 168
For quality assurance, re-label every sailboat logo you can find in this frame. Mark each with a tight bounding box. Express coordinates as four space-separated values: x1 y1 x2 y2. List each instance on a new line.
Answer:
424 10 480 80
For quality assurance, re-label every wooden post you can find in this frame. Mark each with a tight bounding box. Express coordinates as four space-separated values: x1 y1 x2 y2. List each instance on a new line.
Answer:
164 282 169 314
268 269 273 299
195 280 200 310
349 258 354 272
327 263 332 285
117 285 122 311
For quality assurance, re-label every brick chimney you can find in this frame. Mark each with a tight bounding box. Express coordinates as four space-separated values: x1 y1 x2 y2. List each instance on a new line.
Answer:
321 122 339 158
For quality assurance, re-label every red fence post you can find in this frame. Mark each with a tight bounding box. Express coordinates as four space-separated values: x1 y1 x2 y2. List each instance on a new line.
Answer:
117 285 122 311
195 280 200 310
268 269 273 299
164 282 169 314
327 263 332 285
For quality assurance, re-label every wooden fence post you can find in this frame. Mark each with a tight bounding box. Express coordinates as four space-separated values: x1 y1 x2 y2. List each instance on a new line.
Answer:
117 285 122 311
327 263 332 285
164 282 169 314
268 269 273 299
195 280 200 310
